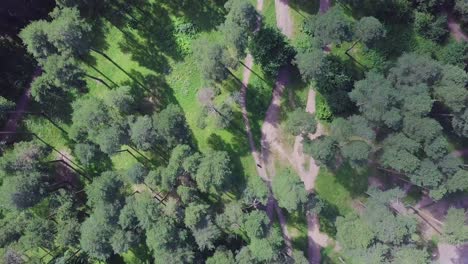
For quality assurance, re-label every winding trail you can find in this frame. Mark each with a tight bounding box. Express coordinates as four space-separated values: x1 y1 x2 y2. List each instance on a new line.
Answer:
447 9 468 42
239 0 293 256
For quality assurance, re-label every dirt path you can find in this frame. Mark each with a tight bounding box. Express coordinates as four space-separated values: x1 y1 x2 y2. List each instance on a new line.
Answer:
275 0 293 38
238 0 293 256
447 10 468 42
1 68 41 141
319 0 331 14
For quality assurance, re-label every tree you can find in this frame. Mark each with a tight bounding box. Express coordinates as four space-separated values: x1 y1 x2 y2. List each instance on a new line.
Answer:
80 211 114 260
248 227 283 262
86 171 123 207
194 39 230 83
434 64 468 112
446 170 468 193
455 0 468 25
19 20 57 62
41 54 85 88
21 218 56 250
438 41 468 69
110 229 139 254
184 202 220 250
222 0 258 57
388 53 442 87
212 102 234 129
95 124 128 154
423 136 449 161
195 150 232 194
380 133 421 174
336 213 374 250
272 168 308 212
74 143 99 167
414 12 448 42
0 172 45 210
161 144 193 190
47 7 91 56
249 26 295 76
130 115 158 151
403 116 442 143
341 141 371 168
304 7 354 46
303 136 336 166
216 202 245 232
355 16 385 46
0 96 15 121
70 97 111 140
349 71 401 128
153 104 190 148
284 109 316 136
410 159 443 188
125 163 148 184
452 108 468 138
54 219 80 248
105 86 136 114
206 247 236 264
244 210 269 239
443 207 468 245
392 246 429 264
294 49 328 82
242 175 269 206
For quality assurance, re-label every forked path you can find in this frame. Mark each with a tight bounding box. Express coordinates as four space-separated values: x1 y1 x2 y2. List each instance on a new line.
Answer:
239 0 293 256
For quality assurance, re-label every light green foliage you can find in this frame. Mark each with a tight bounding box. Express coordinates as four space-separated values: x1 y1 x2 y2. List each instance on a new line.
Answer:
194 39 229 83
184 202 220 250
161 144 193 190
21 218 56 250
74 143 99 167
79 211 114 260
95 124 128 154
244 210 269 239
41 54 84 88
443 208 468 245
242 174 269 206
446 170 468 193
19 20 57 61
423 136 449 161
70 97 111 140
305 7 353 45
410 159 443 188
438 41 468 69
355 16 386 46
336 213 374 250
284 108 316 136
213 102 234 129
381 133 421 174
272 168 308 212
216 202 245 232
85 171 123 207
0 96 15 121
206 247 236 264
195 150 231 194
392 246 429 264
434 64 468 112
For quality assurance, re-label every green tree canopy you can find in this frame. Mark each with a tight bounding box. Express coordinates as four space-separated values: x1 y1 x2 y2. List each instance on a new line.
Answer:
272 168 308 212
305 6 354 46
195 150 232 194
284 109 316 136
355 16 386 46
443 207 468 245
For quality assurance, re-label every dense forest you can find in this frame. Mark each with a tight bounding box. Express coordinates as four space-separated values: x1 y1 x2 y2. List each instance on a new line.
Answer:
0 0 468 263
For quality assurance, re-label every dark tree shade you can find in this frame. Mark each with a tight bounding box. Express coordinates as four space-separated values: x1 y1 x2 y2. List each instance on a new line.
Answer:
126 163 148 184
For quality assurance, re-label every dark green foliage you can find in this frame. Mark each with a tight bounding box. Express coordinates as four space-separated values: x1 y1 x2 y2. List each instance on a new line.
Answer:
315 56 354 114
249 27 295 76
19 20 57 62
216 202 245 233
161 144 193 190
206 247 236 264
95 124 128 154
213 102 234 129
453 109 468 138
184 202 220 250
284 109 316 136
0 96 15 122
336 213 374 250
153 104 190 148
130 115 158 151
244 210 269 239
410 159 443 188
41 54 85 88
125 163 148 184
402 116 442 143
424 136 449 161
303 136 337 166
443 207 468 244
70 97 111 140
271 168 308 212
455 0 468 24
380 133 421 174
54 219 80 248
195 150 232 194
355 16 386 46
21 218 56 250
304 7 354 46
438 41 468 69
80 210 114 260
242 174 269 206
414 12 448 42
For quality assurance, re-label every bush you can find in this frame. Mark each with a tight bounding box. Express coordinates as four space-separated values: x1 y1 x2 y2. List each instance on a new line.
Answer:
315 91 332 121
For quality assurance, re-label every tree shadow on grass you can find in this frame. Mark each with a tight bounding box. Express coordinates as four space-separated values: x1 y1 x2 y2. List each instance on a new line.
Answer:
164 0 227 32
206 133 247 199
332 163 369 199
